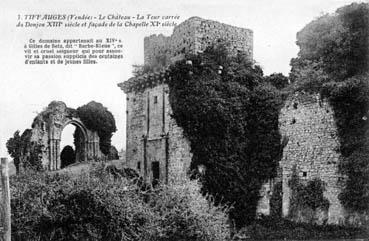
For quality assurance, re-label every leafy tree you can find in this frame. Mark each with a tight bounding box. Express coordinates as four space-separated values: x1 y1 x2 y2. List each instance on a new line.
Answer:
168 43 283 228
6 129 43 173
291 3 369 85
291 2 369 212
289 59 329 93
77 101 117 155
321 75 369 211
265 73 290 90
6 130 22 173
20 129 43 171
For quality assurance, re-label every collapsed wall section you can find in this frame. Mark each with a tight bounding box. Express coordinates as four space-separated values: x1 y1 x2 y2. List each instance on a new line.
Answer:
279 93 345 224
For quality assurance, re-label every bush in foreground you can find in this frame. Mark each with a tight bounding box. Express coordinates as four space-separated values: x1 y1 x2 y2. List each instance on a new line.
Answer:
10 165 230 241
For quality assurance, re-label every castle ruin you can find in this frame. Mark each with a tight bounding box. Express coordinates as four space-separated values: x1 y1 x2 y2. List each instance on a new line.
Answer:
26 101 101 170
118 17 366 225
118 17 253 185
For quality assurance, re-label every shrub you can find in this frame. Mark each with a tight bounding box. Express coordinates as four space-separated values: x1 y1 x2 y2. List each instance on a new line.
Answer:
10 165 230 241
233 215 367 240
148 181 230 241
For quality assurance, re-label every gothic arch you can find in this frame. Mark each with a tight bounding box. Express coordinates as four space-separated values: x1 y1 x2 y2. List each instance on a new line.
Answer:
30 101 101 170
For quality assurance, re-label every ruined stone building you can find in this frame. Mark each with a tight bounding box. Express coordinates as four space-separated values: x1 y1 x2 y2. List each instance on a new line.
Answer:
27 101 101 170
279 94 345 224
118 17 253 185
118 17 364 225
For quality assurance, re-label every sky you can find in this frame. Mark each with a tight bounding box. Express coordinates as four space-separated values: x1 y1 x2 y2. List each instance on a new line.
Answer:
0 0 366 159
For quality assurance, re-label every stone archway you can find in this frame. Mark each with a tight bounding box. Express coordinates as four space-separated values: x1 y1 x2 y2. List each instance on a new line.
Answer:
30 101 101 170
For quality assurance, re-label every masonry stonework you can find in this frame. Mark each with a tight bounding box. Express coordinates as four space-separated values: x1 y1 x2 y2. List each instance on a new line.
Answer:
144 16 253 66
123 80 193 185
119 17 253 186
26 101 101 171
279 93 345 224
118 16 364 225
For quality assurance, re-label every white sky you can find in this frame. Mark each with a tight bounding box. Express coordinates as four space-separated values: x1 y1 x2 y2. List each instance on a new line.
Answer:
0 0 366 158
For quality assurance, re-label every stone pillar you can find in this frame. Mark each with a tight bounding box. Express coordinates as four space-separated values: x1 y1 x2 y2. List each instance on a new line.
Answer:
86 141 91 161
49 139 58 170
53 140 57 170
49 139 54 170
55 139 60 170
90 142 94 159
94 141 100 159
48 139 59 170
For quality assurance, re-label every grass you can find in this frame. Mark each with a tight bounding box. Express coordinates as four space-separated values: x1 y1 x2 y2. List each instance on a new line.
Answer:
234 215 368 240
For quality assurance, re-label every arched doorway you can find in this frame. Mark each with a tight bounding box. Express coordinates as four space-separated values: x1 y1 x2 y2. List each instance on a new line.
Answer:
56 119 89 169
59 122 88 168
29 101 101 171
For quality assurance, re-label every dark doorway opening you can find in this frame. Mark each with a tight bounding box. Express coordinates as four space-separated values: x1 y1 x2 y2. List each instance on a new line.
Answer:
60 145 76 168
152 161 160 187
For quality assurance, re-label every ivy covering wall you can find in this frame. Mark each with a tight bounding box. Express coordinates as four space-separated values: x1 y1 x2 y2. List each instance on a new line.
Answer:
290 3 369 212
167 43 284 228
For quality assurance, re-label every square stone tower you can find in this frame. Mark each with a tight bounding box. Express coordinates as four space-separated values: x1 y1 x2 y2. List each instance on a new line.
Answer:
118 17 253 185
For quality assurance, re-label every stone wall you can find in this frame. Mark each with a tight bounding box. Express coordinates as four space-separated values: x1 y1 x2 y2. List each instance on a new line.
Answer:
121 16 252 185
125 91 146 173
124 83 192 185
28 101 101 171
279 93 345 224
144 16 253 67
167 112 192 184
120 16 369 226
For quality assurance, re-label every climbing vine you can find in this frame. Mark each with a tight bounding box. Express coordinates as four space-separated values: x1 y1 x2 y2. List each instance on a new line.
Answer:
167 42 284 228
290 3 369 212
288 167 330 218
321 75 369 212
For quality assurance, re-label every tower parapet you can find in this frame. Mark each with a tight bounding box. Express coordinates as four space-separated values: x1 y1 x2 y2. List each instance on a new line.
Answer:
144 16 253 67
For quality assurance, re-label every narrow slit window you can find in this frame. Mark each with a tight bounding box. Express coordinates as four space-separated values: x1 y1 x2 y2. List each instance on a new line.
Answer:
154 96 158 104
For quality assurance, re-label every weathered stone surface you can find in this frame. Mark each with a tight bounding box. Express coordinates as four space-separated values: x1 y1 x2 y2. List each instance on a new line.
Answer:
28 101 101 170
123 83 192 185
279 93 345 224
144 16 253 67
119 16 368 226
119 17 252 186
